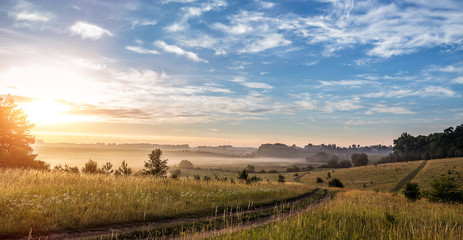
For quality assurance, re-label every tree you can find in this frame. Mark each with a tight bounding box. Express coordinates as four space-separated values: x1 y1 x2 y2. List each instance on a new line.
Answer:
428 177 463 203
82 159 99 174
403 182 421 201
351 153 368 167
99 162 113 174
0 94 48 169
115 160 132 176
237 169 248 181
246 164 256 173
338 160 352 168
178 159 194 169
171 169 181 179
143 149 168 177
316 177 324 183
328 178 344 188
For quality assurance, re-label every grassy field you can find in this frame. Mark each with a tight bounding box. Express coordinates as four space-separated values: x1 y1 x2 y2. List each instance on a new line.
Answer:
0 169 314 237
210 190 463 240
178 168 304 183
300 160 424 192
413 158 463 191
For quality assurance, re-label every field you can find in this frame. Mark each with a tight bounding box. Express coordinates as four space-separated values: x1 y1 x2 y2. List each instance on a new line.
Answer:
1 157 463 239
210 190 463 240
0 169 314 237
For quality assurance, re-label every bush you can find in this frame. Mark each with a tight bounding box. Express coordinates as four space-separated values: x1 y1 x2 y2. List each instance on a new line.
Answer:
403 182 421 201
328 178 344 188
428 177 463 203
277 174 286 183
246 165 256 173
316 177 324 183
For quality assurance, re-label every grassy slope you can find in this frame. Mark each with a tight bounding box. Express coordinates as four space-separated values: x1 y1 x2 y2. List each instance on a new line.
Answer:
413 158 463 191
0 169 314 236
211 190 463 240
301 158 463 192
300 161 423 192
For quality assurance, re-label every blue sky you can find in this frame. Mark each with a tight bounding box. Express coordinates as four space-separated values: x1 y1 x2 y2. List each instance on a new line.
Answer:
0 0 462 147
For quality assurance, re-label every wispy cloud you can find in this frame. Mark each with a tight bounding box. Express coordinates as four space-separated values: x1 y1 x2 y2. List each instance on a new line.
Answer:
231 77 273 90
15 11 53 22
154 40 207 62
366 105 415 115
452 76 463 84
125 46 160 55
70 21 113 40
320 80 372 87
323 98 364 113
365 86 455 98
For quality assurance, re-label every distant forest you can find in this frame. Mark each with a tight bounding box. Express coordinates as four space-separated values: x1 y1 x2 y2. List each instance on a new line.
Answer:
380 124 463 163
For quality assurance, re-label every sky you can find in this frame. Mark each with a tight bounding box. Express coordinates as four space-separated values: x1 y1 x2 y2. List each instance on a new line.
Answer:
0 0 462 147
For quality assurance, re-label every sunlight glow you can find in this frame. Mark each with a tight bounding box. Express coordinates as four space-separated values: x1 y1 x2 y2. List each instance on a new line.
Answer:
21 99 73 125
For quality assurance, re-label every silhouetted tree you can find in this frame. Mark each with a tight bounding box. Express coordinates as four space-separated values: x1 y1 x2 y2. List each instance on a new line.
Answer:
351 153 368 166
403 182 421 201
143 149 168 177
115 160 132 176
100 162 113 174
0 94 48 170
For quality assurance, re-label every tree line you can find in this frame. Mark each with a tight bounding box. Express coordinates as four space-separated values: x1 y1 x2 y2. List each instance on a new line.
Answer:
380 124 463 163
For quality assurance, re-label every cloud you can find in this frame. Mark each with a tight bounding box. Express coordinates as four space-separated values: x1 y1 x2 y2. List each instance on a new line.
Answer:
70 21 113 40
323 98 364 113
239 33 292 53
256 0 275 9
304 60 319 66
320 80 372 87
154 40 207 62
452 76 463 84
231 77 273 90
15 11 53 22
365 86 455 98
366 105 415 115
125 46 160 55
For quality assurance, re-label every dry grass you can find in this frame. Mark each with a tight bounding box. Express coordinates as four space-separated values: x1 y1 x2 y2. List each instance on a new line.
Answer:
413 158 463 191
0 168 313 236
212 190 463 240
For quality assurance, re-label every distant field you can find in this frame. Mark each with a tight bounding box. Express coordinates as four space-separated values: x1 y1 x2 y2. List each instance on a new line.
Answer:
0 169 314 237
210 190 463 239
300 161 424 192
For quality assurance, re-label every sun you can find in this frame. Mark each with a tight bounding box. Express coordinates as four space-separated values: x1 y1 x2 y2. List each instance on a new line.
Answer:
21 99 72 125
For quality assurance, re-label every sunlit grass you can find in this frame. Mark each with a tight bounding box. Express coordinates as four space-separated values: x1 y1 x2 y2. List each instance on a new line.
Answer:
0 169 314 236
212 190 463 240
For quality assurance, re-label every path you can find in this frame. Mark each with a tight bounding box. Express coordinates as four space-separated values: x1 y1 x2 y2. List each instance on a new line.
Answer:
390 160 428 193
18 188 328 240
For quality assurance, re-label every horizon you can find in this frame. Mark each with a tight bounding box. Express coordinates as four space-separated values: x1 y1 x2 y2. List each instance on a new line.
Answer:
1 0 462 148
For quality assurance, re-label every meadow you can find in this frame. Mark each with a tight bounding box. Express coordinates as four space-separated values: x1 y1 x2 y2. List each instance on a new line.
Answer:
0 168 314 237
209 190 463 240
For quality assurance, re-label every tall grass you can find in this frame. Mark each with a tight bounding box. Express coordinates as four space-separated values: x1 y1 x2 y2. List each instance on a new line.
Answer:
0 169 313 236
212 190 463 239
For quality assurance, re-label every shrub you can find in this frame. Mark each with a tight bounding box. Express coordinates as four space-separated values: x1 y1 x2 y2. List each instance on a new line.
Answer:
328 178 344 188
316 177 324 183
277 174 286 183
100 162 113 174
403 182 421 201
428 177 463 203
